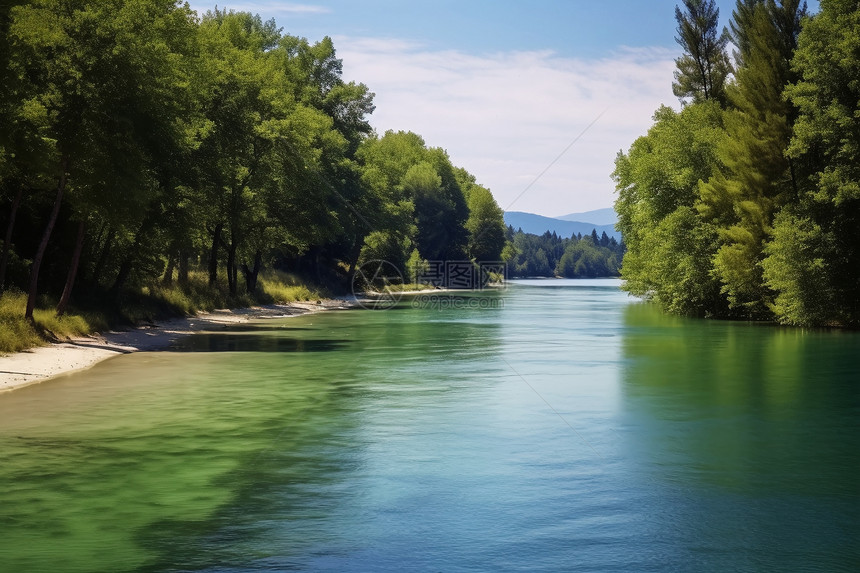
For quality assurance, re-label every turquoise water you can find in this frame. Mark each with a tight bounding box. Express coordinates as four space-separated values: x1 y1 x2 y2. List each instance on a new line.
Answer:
0 279 858 571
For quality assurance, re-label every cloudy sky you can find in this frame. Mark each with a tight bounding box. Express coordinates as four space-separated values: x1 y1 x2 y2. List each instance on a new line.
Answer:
186 1 818 217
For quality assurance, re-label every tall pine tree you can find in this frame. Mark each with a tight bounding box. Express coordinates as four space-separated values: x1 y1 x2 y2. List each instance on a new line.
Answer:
763 0 860 326
672 0 732 105
698 0 806 318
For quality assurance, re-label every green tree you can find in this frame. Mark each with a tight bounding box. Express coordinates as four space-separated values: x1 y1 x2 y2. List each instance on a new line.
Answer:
190 9 348 295
464 184 506 262
355 131 470 266
672 0 732 105
416 148 469 261
763 0 860 326
699 0 806 318
613 103 726 315
7 0 196 318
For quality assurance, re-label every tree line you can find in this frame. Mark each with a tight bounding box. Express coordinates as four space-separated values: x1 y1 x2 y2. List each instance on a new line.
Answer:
614 0 859 327
504 227 625 278
0 1 507 322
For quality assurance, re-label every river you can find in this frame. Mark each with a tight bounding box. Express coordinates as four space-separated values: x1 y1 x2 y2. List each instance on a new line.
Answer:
0 279 857 572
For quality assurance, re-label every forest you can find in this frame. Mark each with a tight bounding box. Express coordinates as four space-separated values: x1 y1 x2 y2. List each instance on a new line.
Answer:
0 1 507 348
614 0 859 327
504 227 625 278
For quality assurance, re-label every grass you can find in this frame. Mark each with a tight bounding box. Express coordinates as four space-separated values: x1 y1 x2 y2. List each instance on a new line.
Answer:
0 270 328 355
0 290 104 354
384 282 437 292
259 269 325 303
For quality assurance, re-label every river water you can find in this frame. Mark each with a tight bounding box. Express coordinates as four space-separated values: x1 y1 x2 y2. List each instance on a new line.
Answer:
0 279 857 572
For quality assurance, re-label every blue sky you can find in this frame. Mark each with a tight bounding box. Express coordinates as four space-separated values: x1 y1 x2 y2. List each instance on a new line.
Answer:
188 1 818 217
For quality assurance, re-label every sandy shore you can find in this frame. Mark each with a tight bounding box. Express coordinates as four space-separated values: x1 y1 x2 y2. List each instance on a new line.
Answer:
0 298 357 394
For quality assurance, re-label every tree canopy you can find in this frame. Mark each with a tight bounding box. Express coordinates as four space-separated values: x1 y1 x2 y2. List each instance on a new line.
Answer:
616 0 859 327
672 0 732 105
0 1 507 323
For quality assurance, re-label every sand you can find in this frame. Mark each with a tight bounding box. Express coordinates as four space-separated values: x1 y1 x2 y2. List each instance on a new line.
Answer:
0 298 357 394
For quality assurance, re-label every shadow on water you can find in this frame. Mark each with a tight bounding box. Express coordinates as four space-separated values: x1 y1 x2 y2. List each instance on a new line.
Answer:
217 324 316 332
617 302 860 570
168 334 351 353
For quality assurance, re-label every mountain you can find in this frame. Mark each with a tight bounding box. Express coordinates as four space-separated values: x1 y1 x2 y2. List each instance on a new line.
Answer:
556 207 617 226
504 211 620 240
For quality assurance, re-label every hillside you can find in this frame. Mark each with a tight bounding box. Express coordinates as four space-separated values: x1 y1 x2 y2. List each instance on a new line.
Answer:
503 211 620 240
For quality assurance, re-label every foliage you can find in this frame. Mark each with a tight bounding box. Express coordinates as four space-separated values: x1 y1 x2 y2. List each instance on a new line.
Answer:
699 0 806 318
0 2 507 348
764 0 860 326
613 102 726 315
618 0 859 327
672 0 732 105
504 227 624 278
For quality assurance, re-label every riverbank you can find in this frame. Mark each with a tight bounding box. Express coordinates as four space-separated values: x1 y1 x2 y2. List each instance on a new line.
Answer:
0 298 357 394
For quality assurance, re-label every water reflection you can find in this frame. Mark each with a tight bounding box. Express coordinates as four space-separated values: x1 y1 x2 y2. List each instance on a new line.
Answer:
0 302 502 572
619 302 860 569
2 286 857 572
169 334 351 353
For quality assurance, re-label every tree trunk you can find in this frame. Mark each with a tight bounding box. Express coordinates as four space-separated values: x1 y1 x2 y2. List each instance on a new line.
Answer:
162 251 176 285
208 222 222 286
0 186 23 293
82 220 107 284
92 227 115 286
177 249 189 285
26 158 68 321
110 215 156 295
241 250 262 294
345 236 363 290
111 258 133 296
226 240 237 296
56 219 86 317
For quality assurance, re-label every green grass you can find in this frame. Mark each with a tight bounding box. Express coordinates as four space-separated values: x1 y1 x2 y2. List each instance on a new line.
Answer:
0 290 106 354
259 270 325 303
0 271 328 355
385 282 437 292
0 291 43 353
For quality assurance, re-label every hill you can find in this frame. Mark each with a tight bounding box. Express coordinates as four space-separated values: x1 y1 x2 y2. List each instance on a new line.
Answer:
556 207 617 226
503 211 620 240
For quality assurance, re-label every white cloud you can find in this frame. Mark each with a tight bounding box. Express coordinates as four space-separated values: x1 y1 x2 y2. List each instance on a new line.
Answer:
276 3 331 14
335 38 680 217
195 2 331 15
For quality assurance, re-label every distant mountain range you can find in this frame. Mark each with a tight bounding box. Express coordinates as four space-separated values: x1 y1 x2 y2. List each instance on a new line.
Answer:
556 207 617 226
504 209 620 240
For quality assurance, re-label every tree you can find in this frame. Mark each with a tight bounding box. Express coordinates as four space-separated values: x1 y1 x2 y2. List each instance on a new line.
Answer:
763 0 860 326
355 131 470 266
672 0 732 105
8 0 195 318
613 103 726 315
698 0 806 318
464 184 506 262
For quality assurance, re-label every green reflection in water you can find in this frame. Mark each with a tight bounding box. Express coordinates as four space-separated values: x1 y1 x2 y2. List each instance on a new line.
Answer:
0 303 502 572
0 286 857 572
618 302 859 567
